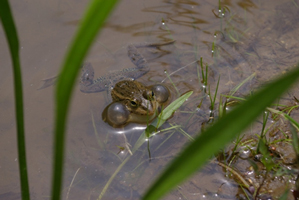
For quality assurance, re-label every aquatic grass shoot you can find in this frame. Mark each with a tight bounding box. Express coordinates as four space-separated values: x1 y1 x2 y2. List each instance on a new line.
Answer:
208 75 220 121
199 57 209 93
91 111 105 150
257 110 269 149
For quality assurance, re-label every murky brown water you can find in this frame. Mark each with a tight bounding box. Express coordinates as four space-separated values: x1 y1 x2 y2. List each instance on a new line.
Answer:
1 0 299 199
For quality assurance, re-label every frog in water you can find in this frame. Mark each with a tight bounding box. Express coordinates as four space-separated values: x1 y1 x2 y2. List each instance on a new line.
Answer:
78 42 173 127
101 80 170 127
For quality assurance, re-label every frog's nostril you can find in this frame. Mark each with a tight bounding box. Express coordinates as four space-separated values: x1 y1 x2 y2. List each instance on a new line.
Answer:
143 90 154 100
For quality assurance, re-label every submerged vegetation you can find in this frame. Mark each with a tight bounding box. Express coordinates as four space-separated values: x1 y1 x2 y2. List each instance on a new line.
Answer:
1 0 299 200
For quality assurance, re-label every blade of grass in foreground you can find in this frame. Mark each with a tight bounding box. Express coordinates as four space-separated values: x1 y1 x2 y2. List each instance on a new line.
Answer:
0 1 30 200
51 1 118 200
143 64 299 200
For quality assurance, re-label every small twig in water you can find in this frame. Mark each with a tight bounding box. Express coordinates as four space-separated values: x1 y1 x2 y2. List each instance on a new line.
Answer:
66 167 81 200
161 60 199 83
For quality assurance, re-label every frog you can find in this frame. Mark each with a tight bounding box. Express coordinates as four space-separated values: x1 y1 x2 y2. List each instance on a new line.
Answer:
78 41 174 126
102 80 170 127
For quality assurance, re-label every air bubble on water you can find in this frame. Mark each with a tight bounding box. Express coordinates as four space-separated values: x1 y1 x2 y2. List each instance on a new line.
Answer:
214 35 216 38
211 50 214 53
164 70 167 73
219 9 221 12
162 22 165 25
222 13 224 16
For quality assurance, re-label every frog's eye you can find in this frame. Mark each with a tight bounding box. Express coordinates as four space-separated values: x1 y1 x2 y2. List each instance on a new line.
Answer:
130 100 138 107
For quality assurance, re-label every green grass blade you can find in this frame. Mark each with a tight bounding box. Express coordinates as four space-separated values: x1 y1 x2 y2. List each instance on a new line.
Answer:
229 72 256 96
133 91 193 153
143 64 299 200
51 1 118 200
0 1 30 200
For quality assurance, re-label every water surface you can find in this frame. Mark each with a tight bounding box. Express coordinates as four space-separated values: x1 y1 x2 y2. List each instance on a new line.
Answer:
1 0 299 199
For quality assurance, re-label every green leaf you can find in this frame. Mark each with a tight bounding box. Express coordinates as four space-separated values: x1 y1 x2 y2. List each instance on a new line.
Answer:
133 91 193 153
155 91 193 125
290 123 299 162
51 1 118 200
145 125 156 137
143 64 299 200
0 1 30 200
258 139 275 171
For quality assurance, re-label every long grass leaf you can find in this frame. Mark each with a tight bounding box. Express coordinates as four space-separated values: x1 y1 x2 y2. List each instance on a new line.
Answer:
143 64 299 200
51 1 118 200
0 1 30 199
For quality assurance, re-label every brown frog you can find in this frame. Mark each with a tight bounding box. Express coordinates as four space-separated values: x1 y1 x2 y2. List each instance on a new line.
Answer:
102 80 170 127
78 42 173 127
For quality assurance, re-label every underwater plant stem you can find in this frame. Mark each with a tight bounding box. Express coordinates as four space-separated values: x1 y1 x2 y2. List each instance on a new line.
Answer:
98 156 130 200
0 1 30 200
214 161 251 190
66 168 81 200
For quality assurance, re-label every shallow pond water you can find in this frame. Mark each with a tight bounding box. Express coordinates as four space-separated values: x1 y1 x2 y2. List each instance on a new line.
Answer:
1 0 299 199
